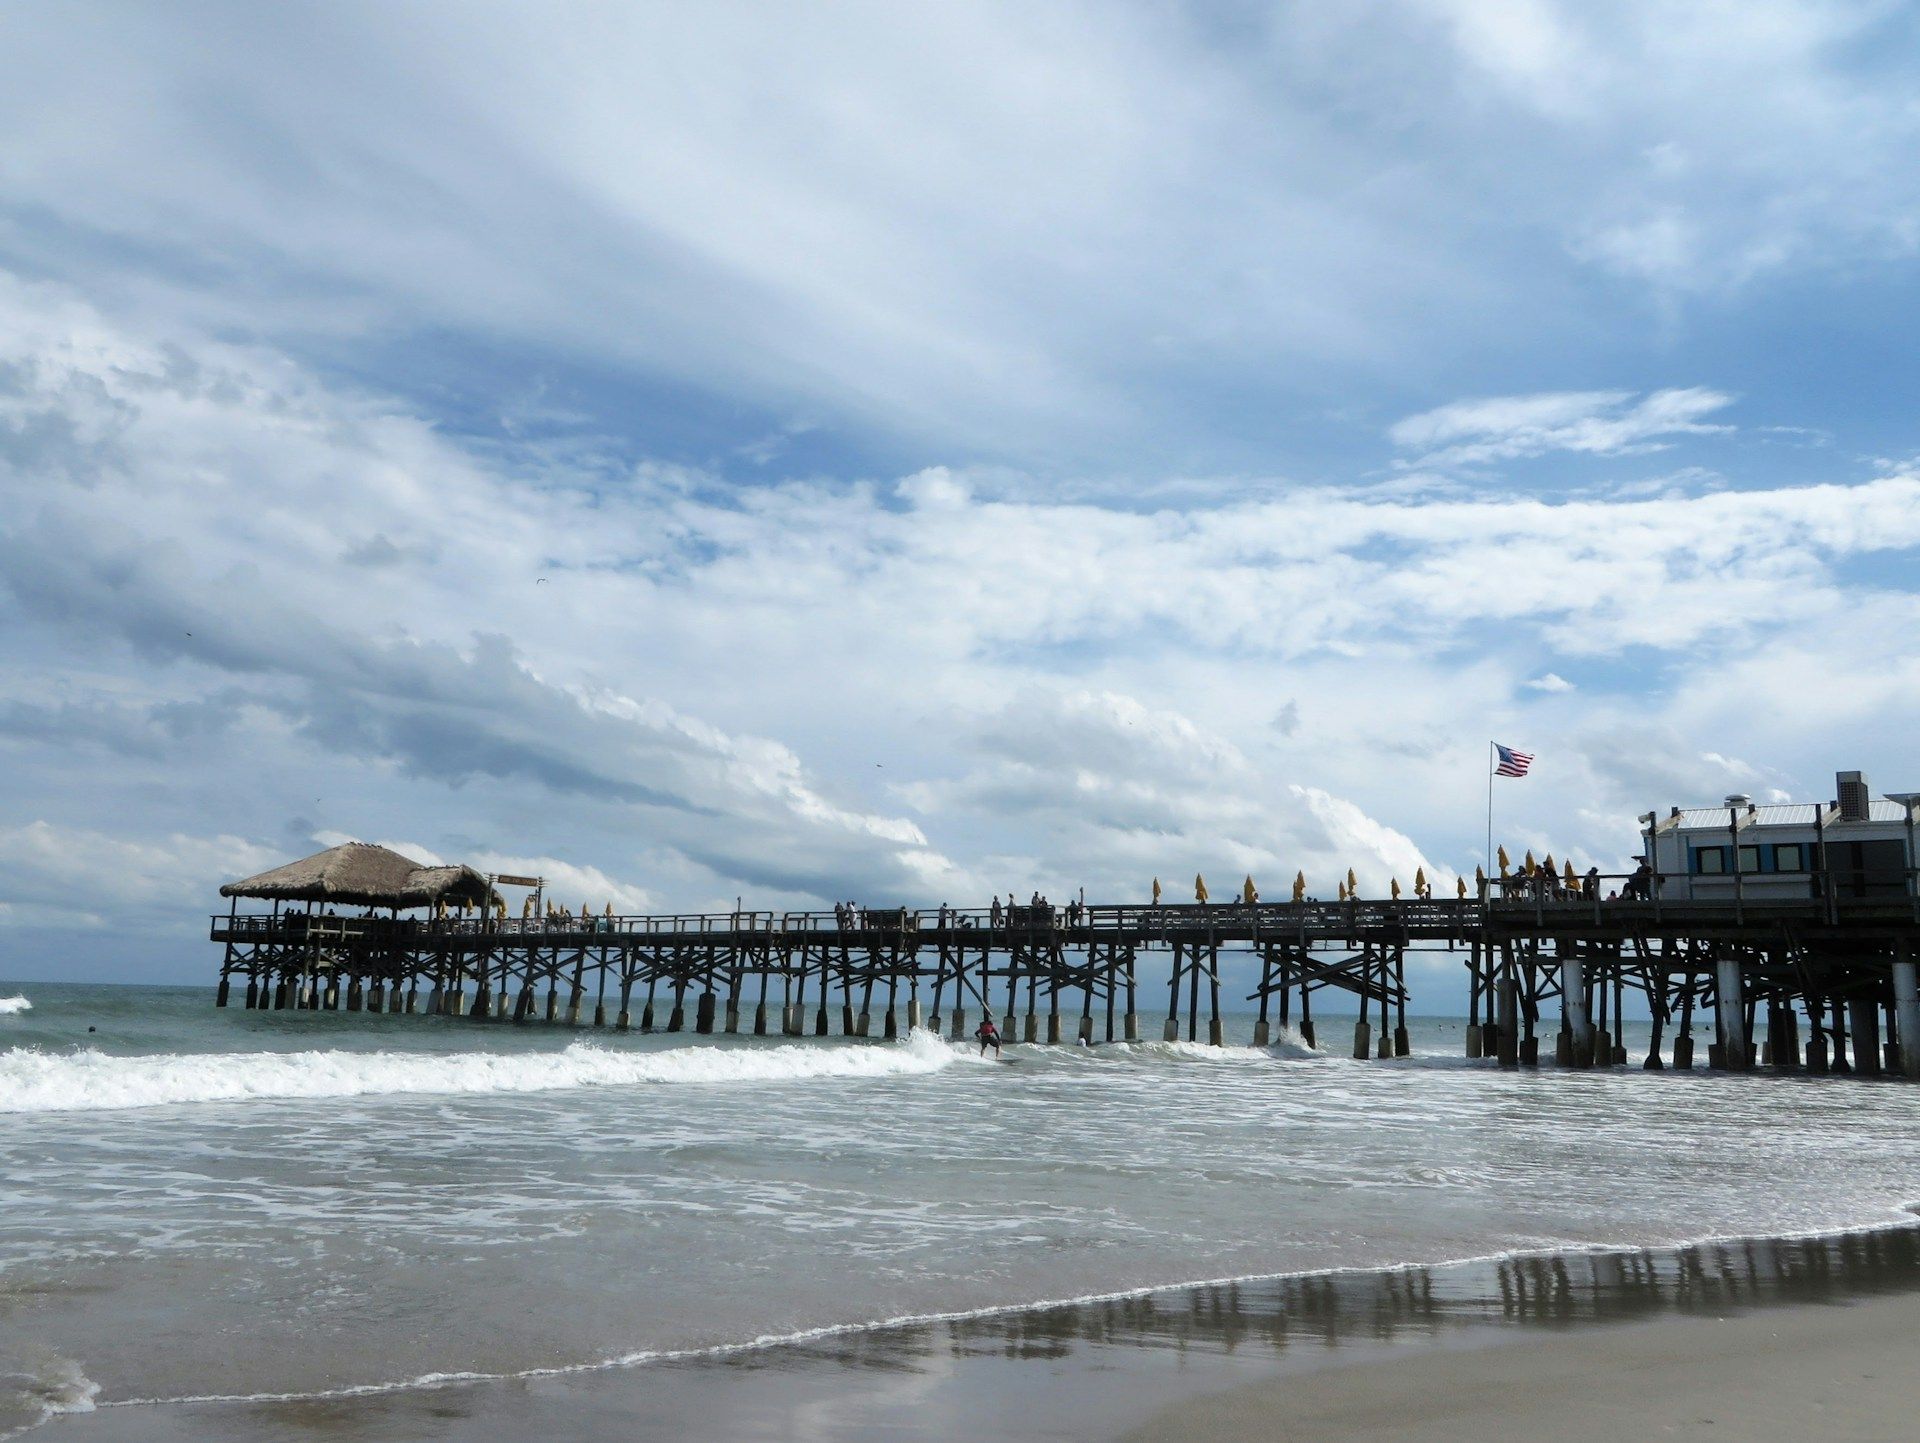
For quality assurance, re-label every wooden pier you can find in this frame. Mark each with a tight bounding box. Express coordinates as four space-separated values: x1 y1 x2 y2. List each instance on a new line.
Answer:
210 870 1920 1077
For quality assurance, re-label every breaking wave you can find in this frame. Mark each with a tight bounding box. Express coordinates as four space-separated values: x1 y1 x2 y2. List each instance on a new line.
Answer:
0 1031 961 1115
0 1352 98 1441
0 997 30 1017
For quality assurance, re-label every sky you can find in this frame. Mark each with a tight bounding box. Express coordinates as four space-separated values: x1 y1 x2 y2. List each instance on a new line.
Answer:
3 1 1919 998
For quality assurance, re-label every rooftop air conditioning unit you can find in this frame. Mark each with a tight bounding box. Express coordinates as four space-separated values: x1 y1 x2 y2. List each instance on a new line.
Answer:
1837 771 1872 821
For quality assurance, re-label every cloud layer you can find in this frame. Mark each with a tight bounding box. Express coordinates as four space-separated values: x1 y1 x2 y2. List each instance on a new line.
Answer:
1 6 1918 990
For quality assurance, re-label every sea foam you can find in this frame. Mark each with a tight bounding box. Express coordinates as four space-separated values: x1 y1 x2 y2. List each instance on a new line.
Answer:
0 1031 958 1115
0 997 30 1016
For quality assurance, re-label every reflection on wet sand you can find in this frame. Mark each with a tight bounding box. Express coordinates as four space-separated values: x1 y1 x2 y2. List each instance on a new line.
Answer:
777 1219 1920 1373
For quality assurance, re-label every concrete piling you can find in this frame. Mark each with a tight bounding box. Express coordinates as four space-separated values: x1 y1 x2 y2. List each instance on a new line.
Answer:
1848 998 1882 1076
1895 959 1920 1080
1352 1018 1371 1060
1716 957 1749 1069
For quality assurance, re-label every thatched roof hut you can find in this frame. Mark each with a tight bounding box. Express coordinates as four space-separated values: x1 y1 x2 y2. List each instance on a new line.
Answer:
221 842 498 909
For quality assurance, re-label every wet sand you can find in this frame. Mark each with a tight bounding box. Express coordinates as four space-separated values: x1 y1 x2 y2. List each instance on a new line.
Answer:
50 1218 1920 1441
1126 1291 1920 1442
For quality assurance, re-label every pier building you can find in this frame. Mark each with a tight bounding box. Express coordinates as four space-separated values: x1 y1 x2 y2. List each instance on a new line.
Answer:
1650 770 1918 904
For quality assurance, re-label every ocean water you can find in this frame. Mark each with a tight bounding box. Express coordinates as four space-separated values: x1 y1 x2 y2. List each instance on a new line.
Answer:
4 980 1920 1438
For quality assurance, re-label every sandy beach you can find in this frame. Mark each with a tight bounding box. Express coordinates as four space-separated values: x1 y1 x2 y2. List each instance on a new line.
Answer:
1127 1290 1920 1443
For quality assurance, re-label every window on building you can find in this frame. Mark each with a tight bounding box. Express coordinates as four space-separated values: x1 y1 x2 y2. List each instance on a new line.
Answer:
1772 843 1805 872
1692 846 1727 874
1737 845 1762 873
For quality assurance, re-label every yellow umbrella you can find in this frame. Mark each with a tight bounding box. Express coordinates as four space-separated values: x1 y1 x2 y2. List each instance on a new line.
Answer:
1523 851 1536 876
435 899 447 919
1346 868 1358 895
1390 877 1402 900
1337 880 1349 901
604 901 614 917
1152 877 1162 905
522 895 533 919
580 902 590 919
1563 860 1577 886
1242 875 1257 904
1475 864 1486 889
1292 870 1306 903
1194 873 1209 904
495 897 507 919
1497 845 1510 876
1542 853 1556 879
1456 875 1468 899
1414 866 1428 897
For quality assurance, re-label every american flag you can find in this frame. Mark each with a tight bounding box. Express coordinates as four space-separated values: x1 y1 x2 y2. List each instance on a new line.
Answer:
1493 743 1534 778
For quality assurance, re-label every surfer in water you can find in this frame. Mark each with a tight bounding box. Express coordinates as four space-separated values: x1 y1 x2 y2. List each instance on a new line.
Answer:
975 1016 1001 1056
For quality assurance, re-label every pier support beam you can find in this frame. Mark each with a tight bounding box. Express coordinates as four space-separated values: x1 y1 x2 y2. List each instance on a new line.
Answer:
1352 1017 1371 1060
1714 958 1747 1069
1496 970 1518 1068
697 992 718 1034
1848 997 1882 1076
950 1007 967 1042
1895 958 1920 1080
1561 956 1591 1067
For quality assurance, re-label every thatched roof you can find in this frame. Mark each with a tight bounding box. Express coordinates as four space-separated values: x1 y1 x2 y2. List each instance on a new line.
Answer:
398 864 497 908
221 843 499 909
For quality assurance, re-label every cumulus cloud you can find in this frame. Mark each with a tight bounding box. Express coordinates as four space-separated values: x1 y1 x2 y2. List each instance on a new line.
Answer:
0 820 276 923
1390 387 1735 469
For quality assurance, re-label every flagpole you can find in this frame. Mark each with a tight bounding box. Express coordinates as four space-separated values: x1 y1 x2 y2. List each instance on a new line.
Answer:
1485 740 1495 892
